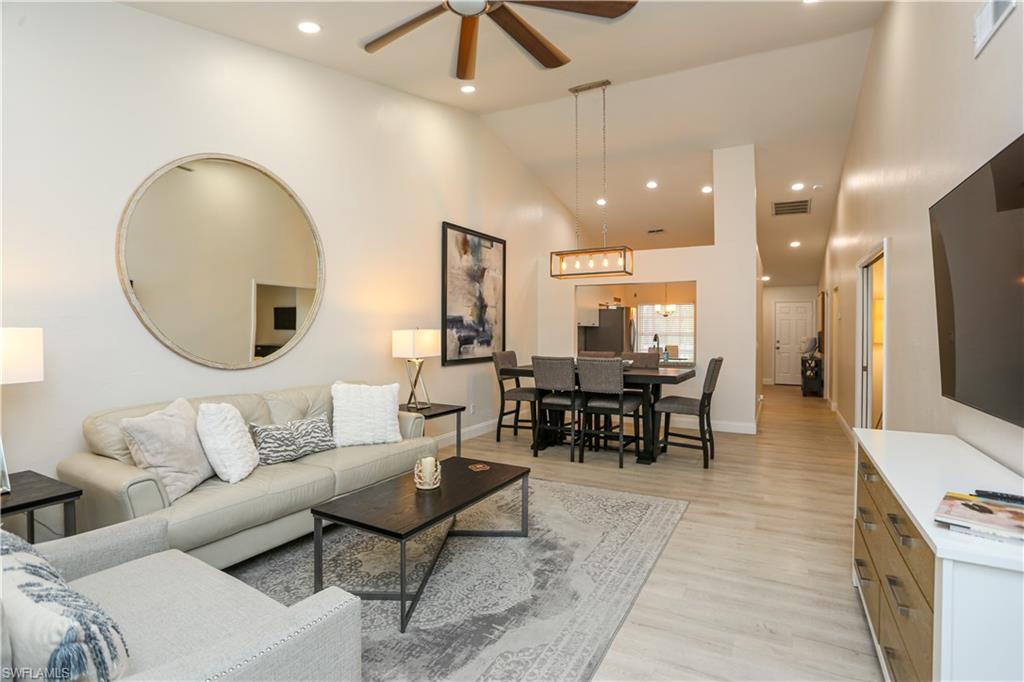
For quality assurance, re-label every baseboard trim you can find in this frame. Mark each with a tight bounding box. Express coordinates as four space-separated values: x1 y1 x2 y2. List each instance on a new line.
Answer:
432 417 498 450
666 415 757 435
834 408 855 445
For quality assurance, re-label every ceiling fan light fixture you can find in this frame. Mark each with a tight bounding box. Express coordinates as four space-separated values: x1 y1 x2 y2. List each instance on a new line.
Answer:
447 0 489 17
460 84 476 93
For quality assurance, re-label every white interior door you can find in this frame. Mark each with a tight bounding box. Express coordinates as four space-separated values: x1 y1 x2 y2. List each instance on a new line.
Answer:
775 301 813 385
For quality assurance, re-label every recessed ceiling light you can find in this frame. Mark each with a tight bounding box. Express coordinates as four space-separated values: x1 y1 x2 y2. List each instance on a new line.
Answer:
596 198 607 206
761 275 771 282
803 0 819 4
812 183 824 190
297 21 321 34
790 241 801 248
460 84 476 94
646 180 658 189
791 182 805 191
701 185 713 194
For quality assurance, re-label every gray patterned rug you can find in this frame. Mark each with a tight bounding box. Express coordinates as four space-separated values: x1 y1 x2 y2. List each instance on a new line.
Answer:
228 479 686 682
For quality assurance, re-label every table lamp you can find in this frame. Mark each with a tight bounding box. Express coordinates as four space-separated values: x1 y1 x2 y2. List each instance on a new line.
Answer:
1 327 45 493
392 329 441 409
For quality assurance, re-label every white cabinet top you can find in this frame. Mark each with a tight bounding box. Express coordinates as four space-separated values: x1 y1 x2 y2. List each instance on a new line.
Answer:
854 428 1024 573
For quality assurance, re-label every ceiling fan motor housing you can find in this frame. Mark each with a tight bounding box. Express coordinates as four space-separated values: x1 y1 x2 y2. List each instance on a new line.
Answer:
447 0 490 17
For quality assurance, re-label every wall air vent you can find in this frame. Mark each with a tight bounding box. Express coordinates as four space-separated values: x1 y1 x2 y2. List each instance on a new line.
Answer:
772 199 811 216
647 228 665 234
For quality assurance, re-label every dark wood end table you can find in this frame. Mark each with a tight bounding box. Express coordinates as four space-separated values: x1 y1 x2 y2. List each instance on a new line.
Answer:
401 403 466 457
311 457 529 632
1 471 83 543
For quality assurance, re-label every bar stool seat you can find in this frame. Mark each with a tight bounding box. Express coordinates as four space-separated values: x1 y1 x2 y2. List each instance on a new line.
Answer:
504 386 538 402
588 394 642 413
653 395 700 416
541 392 585 409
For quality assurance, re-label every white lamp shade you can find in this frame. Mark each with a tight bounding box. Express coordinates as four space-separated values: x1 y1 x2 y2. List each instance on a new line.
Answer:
1 328 44 384
392 329 441 359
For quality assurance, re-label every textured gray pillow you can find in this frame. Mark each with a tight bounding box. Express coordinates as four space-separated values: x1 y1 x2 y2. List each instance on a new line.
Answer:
290 415 336 457
251 422 300 465
120 398 213 502
251 415 335 465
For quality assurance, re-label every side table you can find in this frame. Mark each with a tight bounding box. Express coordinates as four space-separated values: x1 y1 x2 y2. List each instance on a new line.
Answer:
1 470 83 542
401 403 466 457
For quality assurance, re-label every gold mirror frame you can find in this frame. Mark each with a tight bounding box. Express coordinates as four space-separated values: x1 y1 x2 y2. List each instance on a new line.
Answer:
116 153 325 370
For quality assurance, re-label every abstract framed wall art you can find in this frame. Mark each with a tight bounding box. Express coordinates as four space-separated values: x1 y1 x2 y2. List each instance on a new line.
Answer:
441 222 506 366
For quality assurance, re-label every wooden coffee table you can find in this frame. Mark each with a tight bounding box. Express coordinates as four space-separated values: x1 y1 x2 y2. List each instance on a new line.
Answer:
311 457 529 632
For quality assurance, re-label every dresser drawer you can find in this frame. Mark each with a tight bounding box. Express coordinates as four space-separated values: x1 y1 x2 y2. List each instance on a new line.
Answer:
854 525 881 632
870 473 936 608
857 474 891 569
879 598 921 682
874 537 933 681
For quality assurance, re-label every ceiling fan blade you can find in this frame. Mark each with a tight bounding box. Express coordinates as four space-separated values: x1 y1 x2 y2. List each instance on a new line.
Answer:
508 1 638 19
364 4 447 54
488 3 570 69
456 16 480 80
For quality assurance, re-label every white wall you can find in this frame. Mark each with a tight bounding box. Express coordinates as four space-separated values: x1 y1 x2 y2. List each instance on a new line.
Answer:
761 285 818 384
538 145 759 434
0 3 576 482
819 3 1023 474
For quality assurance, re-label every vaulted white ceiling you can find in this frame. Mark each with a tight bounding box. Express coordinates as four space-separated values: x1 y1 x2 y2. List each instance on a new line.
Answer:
135 0 884 285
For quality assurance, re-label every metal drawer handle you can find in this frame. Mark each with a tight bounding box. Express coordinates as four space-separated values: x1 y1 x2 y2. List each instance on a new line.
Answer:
886 513 915 547
854 558 874 586
858 461 880 482
885 575 912 617
857 506 877 531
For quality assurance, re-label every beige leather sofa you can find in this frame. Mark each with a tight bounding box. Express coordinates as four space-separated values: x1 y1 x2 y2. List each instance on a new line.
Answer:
58 384 435 568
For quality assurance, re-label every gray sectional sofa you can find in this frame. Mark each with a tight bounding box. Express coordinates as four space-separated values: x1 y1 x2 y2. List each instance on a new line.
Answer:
57 384 436 568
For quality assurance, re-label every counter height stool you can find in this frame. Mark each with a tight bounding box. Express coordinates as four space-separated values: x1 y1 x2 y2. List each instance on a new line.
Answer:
577 357 642 468
654 357 723 469
532 356 583 462
493 351 537 443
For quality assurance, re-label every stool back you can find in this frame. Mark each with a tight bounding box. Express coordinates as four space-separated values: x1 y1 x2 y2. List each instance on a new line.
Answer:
703 357 724 396
532 356 576 392
577 357 624 396
622 351 659 369
578 350 615 358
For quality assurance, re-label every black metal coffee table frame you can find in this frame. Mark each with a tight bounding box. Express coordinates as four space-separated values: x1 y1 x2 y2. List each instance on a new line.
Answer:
312 470 528 633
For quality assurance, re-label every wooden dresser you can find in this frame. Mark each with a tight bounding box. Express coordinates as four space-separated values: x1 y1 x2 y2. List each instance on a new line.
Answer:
852 429 1023 681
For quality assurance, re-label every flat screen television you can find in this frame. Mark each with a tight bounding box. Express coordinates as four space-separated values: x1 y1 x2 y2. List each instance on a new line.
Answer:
929 133 1024 428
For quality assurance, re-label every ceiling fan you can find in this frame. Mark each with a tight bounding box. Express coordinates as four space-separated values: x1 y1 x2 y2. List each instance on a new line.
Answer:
364 1 638 80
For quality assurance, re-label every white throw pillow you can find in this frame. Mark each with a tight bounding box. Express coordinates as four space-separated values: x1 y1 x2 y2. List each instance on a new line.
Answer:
120 398 213 502
196 403 259 483
331 382 402 447
1 529 129 681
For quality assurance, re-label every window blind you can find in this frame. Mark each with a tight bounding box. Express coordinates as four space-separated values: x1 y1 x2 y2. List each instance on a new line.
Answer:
636 303 695 361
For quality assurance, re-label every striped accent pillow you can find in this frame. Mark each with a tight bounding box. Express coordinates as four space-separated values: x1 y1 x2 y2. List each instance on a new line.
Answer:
290 415 335 457
250 423 299 465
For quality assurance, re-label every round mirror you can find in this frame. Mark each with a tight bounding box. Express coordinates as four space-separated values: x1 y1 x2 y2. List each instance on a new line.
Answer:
117 154 324 369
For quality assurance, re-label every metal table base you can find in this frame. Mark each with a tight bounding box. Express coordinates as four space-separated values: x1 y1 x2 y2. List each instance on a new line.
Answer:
313 474 529 632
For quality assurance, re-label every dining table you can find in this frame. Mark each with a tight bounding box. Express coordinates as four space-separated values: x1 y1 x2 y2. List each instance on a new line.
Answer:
500 364 696 464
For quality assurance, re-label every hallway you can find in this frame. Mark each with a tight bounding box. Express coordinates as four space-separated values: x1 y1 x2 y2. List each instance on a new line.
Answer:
448 385 881 681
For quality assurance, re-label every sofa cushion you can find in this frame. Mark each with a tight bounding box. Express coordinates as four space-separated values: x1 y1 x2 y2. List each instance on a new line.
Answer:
263 384 333 426
71 550 284 674
295 437 436 495
151 463 334 551
84 393 272 463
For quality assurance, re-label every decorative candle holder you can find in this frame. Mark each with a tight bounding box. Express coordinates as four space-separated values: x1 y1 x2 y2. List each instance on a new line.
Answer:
414 458 441 490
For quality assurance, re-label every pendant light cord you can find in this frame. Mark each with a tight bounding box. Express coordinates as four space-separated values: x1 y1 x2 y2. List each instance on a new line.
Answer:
601 84 608 249
574 91 580 250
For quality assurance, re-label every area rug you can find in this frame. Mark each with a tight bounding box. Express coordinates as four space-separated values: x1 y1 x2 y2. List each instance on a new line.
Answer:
228 479 686 682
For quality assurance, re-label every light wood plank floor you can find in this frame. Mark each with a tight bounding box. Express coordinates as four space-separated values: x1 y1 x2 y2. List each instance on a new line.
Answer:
439 385 882 681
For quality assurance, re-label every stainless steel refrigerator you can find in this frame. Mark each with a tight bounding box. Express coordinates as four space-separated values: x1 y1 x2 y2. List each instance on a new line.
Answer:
578 307 635 354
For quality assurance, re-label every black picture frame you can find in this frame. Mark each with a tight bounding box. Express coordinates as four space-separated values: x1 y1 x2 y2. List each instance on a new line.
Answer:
441 221 506 366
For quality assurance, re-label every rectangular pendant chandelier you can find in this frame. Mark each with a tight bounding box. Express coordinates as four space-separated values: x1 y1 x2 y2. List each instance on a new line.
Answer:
549 246 634 279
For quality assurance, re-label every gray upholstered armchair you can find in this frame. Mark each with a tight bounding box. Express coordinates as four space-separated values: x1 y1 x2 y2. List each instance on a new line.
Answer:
36 517 361 681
